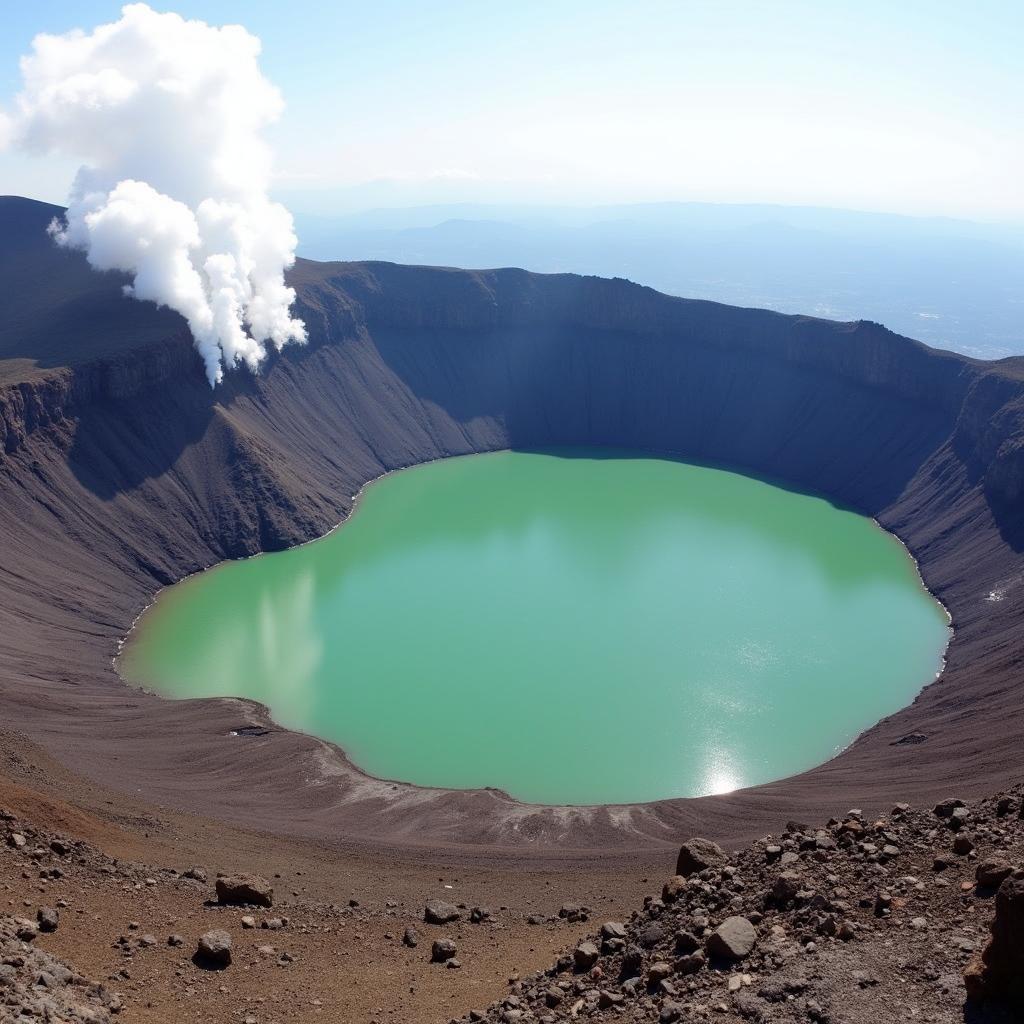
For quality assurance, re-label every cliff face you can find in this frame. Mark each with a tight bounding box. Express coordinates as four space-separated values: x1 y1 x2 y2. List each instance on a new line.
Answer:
2 195 1024 858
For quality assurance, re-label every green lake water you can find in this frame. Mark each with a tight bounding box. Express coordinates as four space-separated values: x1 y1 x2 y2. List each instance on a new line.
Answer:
119 449 950 805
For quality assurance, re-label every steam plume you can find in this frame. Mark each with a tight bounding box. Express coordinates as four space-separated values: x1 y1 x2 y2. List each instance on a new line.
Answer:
8 4 305 384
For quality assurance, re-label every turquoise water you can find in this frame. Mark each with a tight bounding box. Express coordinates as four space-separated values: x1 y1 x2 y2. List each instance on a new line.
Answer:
119 449 949 805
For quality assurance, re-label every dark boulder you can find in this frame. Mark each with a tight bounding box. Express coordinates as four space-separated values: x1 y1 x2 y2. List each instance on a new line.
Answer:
771 871 802 904
424 899 461 924
965 873 1024 1005
675 838 726 877
573 941 599 971
196 929 232 968
934 798 965 818
431 938 457 963
706 916 757 960
977 859 1014 890
215 873 273 908
36 907 59 933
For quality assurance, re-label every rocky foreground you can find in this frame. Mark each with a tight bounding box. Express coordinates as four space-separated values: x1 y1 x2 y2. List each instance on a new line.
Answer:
460 788 1024 1024
0 911 120 1022
3 788 1024 1023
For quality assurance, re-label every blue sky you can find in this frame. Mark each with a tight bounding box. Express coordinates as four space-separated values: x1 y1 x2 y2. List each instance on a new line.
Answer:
2 1 1022 219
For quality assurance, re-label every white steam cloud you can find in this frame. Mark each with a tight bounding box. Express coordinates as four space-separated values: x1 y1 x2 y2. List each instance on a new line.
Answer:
7 4 305 385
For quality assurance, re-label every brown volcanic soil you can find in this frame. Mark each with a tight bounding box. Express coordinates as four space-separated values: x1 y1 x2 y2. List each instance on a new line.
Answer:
3 733 1023 1024
0 729 652 1024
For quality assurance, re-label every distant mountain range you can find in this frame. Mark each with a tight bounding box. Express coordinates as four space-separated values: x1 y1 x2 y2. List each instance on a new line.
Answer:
290 202 1024 359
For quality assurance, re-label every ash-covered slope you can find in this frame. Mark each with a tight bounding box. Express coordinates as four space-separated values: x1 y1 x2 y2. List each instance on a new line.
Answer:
1 195 1023 859
0 197 183 382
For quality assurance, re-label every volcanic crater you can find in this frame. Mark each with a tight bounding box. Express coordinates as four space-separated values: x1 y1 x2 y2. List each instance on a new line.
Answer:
2 194 1024 863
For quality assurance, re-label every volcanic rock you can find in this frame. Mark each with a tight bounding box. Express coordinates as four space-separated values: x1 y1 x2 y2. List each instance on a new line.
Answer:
431 938 457 963
706 916 757 960
649 960 672 983
424 899 461 924
558 902 587 921
953 835 975 856
543 987 563 1008
36 907 58 933
771 871 802 904
215 873 273 907
676 838 727 877
638 922 666 948
965 874 1024 1005
662 875 686 902
977 859 1014 889
196 929 232 968
676 950 706 974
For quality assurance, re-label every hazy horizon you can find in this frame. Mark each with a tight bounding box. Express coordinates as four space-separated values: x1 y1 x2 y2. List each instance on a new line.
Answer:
1 3 1020 363
2 1 1022 223
288 199 1023 360
6 187 1020 359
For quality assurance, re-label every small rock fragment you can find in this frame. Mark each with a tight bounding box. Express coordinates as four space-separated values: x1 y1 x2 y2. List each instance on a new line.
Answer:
431 938 457 963
424 899 461 924
676 837 727 877
707 916 757 960
196 929 232 968
573 941 599 971
215 874 273 908
37 907 59 933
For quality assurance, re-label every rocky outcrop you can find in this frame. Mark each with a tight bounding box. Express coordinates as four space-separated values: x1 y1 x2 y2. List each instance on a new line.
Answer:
965 873 1024 1006
0 914 122 1021
468 788 1024 1023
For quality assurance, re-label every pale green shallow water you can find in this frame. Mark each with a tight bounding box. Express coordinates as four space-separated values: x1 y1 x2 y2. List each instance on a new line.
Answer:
120 449 949 805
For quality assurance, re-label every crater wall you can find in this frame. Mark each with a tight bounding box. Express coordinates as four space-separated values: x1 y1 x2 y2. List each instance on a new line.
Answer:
1 197 1023 858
